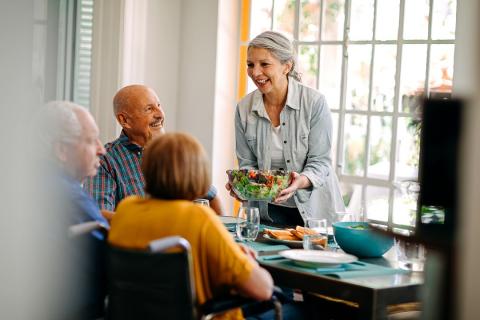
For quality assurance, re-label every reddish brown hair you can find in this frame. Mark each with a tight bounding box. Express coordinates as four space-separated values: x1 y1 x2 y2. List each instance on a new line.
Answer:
142 132 211 200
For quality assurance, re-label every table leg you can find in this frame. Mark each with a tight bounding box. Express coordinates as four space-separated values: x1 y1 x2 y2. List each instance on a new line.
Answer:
357 292 388 320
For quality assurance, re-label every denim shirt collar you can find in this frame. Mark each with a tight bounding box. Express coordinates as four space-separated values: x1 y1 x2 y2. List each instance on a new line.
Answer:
251 77 301 118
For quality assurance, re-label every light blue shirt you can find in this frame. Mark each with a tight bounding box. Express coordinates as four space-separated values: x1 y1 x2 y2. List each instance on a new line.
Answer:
235 78 345 224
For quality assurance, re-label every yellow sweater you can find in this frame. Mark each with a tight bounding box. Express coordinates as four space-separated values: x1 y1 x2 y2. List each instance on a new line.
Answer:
108 196 253 319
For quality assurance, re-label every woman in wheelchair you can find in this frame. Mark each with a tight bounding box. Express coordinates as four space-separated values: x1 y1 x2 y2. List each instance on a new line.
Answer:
108 132 274 319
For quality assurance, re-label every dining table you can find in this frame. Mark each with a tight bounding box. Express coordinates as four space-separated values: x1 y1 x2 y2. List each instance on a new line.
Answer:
240 227 424 320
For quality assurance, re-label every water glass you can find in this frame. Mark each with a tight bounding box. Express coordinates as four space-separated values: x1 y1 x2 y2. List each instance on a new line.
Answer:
395 238 426 272
336 212 355 222
193 199 210 207
236 207 260 242
303 218 328 250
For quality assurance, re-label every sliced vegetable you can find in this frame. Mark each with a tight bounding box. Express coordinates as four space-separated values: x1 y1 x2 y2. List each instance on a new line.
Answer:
227 169 290 201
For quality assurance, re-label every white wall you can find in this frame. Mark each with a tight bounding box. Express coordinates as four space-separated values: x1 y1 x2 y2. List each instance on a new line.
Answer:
90 0 239 214
91 0 124 142
120 0 182 135
212 0 241 215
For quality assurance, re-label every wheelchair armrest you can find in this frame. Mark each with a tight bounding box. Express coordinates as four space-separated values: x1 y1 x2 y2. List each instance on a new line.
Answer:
200 286 285 319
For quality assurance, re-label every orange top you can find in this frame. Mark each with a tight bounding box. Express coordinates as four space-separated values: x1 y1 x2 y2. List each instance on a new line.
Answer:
108 196 254 319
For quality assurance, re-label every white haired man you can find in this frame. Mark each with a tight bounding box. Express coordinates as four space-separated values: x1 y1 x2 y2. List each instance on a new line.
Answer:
42 101 108 319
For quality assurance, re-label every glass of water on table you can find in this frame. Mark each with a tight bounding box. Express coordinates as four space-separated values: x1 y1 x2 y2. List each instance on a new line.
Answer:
303 218 328 250
236 206 260 242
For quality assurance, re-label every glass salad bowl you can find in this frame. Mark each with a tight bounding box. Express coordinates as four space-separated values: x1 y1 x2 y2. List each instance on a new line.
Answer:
226 169 291 201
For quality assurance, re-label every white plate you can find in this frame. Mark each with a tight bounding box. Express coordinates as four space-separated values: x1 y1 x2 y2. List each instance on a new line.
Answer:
279 249 357 268
219 216 239 225
262 234 303 248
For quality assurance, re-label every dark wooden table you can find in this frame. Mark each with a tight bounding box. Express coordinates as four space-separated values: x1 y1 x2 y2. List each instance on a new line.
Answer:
254 242 423 320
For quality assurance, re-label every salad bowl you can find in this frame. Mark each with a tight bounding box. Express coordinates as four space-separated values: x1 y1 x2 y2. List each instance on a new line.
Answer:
226 169 291 201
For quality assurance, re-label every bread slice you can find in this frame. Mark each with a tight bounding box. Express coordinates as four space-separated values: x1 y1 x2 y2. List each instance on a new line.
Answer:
265 228 300 241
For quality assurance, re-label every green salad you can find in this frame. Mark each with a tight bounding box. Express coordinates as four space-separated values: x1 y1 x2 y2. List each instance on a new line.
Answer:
348 225 369 230
227 169 291 201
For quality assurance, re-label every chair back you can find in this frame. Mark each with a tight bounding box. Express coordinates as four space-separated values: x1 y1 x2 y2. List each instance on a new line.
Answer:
66 221 109 319
107 236 197 320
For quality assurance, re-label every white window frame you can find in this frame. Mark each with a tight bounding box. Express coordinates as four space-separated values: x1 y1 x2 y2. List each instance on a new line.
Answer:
240 0 456 231
56 0 94 108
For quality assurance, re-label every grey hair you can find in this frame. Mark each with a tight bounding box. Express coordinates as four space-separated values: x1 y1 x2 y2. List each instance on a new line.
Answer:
40 101 85 151
248 31 301 82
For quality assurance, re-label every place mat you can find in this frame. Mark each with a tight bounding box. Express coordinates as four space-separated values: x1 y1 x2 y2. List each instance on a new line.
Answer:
257 256 409 279
243 242 290 255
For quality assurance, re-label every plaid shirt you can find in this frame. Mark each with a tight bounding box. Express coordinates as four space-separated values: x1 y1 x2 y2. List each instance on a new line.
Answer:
84 131 217 211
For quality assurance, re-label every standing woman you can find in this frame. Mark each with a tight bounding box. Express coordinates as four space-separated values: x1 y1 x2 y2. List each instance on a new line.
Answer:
233 31 345 227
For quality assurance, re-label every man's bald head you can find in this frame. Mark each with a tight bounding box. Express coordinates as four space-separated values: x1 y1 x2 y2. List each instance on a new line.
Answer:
113 85 154 115
112 84 165 147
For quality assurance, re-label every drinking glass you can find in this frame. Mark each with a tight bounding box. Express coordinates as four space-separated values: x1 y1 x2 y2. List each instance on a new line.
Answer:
236 207 260 242
395 238 426 272
336 211 355 222
303 218 328 250
193 199 210 207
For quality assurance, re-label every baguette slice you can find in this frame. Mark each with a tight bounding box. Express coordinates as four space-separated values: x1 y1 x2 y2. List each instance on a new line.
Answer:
265 228 300 241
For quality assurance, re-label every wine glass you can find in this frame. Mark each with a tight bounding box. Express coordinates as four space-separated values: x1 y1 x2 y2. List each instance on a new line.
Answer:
236 207 260 242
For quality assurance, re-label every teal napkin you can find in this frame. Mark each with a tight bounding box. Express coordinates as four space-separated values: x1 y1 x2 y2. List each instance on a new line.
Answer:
258 259 409 279
244 242 289 254
322 261 409 279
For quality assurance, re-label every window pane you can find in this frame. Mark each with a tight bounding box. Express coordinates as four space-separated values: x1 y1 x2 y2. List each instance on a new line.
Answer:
365 186 389 222
272 0 295 38
371 45 397 112
349 0 374 40
399 44 427 112
432 0 456 40
346 45 371 111
429 44 454 95
368 116 392 180
341 182 363 212
343 114 367 176
393 180 419 226
395 117 419 181
300 0 321 41
319 45 342 110
375 0 400 40
250 0 273 39
403 0 430 40
298 45 319 88
321 0 345 41
331 111 339 168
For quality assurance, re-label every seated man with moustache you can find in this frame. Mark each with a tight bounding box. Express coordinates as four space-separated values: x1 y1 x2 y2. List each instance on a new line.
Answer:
84 84 224 220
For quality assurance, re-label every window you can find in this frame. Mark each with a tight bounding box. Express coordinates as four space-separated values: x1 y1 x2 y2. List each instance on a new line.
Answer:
57 0 94 108
239 0 456 230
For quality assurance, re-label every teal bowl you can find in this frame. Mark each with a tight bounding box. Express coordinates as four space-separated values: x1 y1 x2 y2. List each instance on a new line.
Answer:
332 222 394 258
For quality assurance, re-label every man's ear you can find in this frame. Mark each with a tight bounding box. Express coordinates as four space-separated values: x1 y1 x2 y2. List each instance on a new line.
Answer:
116 113 130 129
53 142 68 163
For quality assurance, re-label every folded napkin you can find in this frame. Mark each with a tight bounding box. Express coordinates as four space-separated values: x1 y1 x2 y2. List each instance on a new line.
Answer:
257 259 409 279
321 261 409 279
244 242 289 254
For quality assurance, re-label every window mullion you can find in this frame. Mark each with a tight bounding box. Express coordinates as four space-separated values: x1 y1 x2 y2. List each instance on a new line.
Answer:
271 0 275 30
336 0 352 179
389 0 407 230
365 0 378 181
424 0 434 97
315 0 323 90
